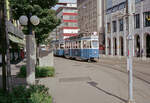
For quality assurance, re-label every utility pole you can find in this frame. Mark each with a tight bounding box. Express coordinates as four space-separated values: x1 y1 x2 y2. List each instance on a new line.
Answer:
126 0 135 103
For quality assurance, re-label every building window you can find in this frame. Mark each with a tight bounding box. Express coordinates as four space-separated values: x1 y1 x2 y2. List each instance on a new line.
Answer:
112 6 118 13
112 21 117 32
118 2 126 10
134 14 140 29
119 19 124 31
107 23 111 33
144 12 150 27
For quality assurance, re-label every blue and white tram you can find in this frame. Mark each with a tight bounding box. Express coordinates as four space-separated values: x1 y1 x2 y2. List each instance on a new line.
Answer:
64 33 99 61
53 40 64 56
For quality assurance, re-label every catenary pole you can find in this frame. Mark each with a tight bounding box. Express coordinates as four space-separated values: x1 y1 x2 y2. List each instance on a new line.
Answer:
126 0 135 103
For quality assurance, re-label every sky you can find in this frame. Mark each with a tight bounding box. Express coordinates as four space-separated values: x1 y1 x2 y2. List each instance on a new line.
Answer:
52 0 77 10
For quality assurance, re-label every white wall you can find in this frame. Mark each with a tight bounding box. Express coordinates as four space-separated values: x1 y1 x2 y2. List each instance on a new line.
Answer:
63 29 78 33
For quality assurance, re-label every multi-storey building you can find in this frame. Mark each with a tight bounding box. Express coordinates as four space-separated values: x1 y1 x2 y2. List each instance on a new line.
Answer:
56 3 79 43
105 0 150 58
77 0 105 53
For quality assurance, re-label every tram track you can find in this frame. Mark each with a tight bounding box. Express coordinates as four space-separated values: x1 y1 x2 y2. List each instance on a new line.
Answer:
56 56 150 84
94 61 150 85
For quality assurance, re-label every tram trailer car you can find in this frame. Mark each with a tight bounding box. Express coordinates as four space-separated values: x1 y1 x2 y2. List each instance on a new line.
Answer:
64 33 99 62
53 41 64 57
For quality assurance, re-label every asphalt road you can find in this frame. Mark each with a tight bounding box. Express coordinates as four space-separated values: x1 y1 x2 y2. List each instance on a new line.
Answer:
40 57 150 103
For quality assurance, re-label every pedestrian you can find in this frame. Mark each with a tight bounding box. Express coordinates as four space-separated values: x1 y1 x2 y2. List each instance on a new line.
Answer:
141 48 143 57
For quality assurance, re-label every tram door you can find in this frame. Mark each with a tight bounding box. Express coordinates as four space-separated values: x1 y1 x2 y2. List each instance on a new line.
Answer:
146 35 150 57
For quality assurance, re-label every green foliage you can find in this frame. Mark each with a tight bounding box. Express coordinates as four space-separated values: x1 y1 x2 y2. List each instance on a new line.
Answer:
18 66 55 78
30 91 52 103
0 89 11 103
36 66 55 77
18 65 26 77
0 85 52 103
9 0 60 45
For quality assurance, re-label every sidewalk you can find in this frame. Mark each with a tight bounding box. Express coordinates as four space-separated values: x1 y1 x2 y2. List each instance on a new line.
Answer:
0 59 26 88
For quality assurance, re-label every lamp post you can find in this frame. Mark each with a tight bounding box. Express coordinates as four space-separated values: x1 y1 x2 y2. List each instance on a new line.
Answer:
19 15 39 85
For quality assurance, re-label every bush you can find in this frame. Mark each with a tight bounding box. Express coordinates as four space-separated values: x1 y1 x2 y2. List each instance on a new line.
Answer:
18 65 26 77
0 89 11 103
18 66 55 78
30 91 52 103
36 66 55 77
0 85 52 103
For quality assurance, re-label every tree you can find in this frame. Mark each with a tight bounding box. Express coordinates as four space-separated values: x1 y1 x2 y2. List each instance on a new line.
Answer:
0 0 7 91
9 0 60 65
9 0 60 45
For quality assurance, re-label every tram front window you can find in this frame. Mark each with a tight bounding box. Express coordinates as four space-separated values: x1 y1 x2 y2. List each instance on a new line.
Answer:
60 44 64 49
92 40 99 48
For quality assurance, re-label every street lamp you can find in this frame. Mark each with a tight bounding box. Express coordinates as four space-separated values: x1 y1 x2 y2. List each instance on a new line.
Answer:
19 15 40 26
19 15 40 85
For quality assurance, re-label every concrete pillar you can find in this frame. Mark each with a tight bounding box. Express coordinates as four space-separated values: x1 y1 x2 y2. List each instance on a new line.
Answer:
105 16 108 55
124 17 127 56
97 0 104 46
26 35 36 85
110 17 113 56
141 1 145 58
116 20 120 56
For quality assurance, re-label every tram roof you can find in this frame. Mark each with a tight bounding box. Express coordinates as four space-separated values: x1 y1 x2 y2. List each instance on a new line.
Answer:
67 32 98 40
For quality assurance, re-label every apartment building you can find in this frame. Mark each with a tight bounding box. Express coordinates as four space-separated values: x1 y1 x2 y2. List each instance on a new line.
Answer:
77 0 105 53
105 0 150 58
56 3 79 43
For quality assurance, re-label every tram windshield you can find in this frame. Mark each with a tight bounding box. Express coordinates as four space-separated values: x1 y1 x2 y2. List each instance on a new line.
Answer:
92 40 99 48
60 44 64 49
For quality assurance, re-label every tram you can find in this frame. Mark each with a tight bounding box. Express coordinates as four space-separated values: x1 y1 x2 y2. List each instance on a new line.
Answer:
53 40 64 56
54 32 99 62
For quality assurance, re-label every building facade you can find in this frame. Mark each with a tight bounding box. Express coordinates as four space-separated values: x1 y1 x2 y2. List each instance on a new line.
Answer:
105 0 150 58
77 0 105 53
56 3 79 43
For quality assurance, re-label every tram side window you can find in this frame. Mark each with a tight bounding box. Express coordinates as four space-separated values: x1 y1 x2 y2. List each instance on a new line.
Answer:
56 44 59 49
69 42 70 48
73 42 76 48
67 42 69 48
76 41 78 48
79 41 81 48
86 41 91 48
65 42 66 48
83 41 86 48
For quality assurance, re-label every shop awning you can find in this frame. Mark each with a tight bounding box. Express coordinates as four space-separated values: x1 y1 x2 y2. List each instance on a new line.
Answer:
6 21 24 39
9 34 25 45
